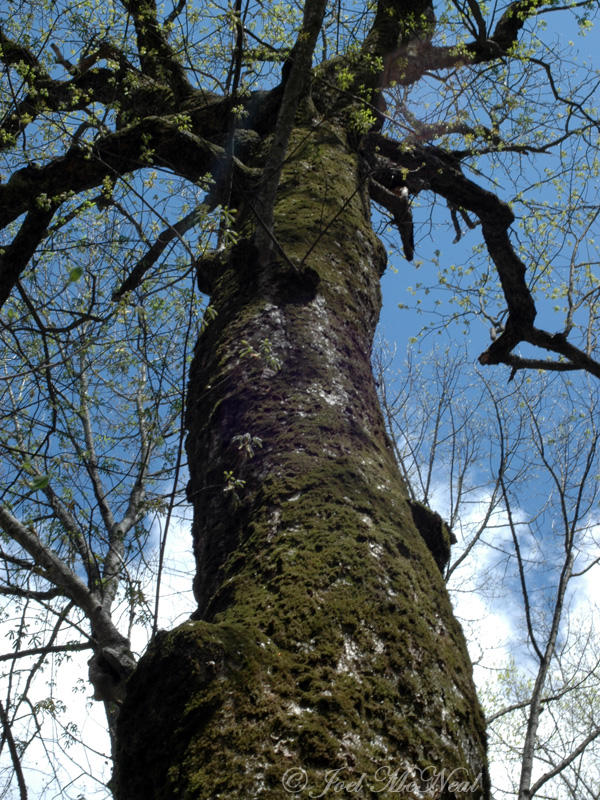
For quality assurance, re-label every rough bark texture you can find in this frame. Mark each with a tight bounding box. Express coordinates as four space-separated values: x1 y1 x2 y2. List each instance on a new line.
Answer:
115 124 489 798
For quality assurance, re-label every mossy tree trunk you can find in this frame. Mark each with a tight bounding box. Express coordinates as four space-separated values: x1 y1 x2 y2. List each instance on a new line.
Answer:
115 122 489 798
2 0 597 796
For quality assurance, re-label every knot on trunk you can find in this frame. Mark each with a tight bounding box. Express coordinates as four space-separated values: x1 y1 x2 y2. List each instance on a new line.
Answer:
88 644 136 704
408 499 456 573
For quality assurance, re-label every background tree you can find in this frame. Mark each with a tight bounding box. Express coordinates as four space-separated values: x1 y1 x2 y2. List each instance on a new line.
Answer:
483 373 600 800
1 0 599 798
0 229 202 792
377 344 600 799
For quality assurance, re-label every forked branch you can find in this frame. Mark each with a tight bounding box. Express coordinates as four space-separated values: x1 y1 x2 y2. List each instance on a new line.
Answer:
367 132 600 378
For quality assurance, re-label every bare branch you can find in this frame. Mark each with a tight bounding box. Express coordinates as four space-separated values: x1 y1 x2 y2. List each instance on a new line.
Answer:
0 506 98 614
0 209 54 310
0 584 63 601
112 205 206 299
529 726 600 798
0 641 92 663
0 697 28 800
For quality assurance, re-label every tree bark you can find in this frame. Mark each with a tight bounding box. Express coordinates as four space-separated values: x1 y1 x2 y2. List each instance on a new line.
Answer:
115 122 489 798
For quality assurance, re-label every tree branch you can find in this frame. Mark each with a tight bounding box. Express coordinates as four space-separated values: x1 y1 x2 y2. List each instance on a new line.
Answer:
41 483 101 590
120 0 190 93
0 119 252 308
1 68 121 149
0 584 63 601
112 205 206 299
492 0 546 51
0 697 28 800
253 0 328 260
0 506 135 700
0 208 54 310
529 725 600 798
0 506 98 613
0 28 40 70
0 119 230 230
369 178 414 260
367 133 600 378
0 641 92 663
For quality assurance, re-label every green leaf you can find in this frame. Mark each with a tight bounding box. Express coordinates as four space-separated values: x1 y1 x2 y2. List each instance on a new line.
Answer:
29 475 50 490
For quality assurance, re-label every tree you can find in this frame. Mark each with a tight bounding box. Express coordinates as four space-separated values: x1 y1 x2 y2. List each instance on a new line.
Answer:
481 373 600 800
376 344 600 799
1 0 598 797
0 252 199 793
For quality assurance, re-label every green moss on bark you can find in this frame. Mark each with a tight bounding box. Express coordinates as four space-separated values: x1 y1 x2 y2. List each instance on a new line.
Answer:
116 121 489 799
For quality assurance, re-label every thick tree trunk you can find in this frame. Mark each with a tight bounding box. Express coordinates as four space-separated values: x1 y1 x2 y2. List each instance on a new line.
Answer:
115 123 489 799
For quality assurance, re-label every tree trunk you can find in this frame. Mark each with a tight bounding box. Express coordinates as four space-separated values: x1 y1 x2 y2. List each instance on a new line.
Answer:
115 122 489 799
